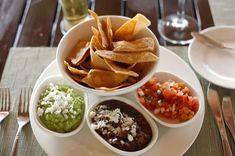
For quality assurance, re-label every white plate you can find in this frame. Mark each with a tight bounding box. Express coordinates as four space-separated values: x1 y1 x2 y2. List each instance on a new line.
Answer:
29 46 205 156
188 26 235 89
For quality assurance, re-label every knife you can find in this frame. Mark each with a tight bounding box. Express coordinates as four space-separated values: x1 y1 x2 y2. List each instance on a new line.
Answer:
222 96 235 141
191 32 235 51
207 83 233 156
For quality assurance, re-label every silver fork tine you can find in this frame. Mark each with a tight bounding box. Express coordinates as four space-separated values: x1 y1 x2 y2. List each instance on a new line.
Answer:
10 88 31 156
1 88 4 110
0 87 10 123
18 88 23 113
1 88 11 111
0 88 3 110
2 88 5 110
21 88 30 113
7 88 10 111
4 88 7 110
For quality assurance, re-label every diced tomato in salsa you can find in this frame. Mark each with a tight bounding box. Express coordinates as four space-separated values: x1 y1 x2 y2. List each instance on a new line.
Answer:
137 76 199 122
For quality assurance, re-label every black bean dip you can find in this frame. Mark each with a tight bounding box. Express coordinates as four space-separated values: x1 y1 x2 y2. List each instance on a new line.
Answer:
89 99 152 151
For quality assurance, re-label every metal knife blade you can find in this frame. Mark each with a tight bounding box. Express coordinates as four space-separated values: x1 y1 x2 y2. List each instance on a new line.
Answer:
207 83 233 156
222 96 235 141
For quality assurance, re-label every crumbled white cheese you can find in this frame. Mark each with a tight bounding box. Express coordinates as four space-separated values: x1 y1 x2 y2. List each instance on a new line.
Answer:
120 140 125 144
37 108 44 116
109 109 120 123
91 105 138 143
128 134 133 142
138 89 145 96
38 83 75 119
89 111 96 118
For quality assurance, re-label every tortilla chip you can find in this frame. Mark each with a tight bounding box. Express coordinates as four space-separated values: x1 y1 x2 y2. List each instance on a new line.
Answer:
127 77 137 84
64 60 70 67
64 60 88 76
79 58 91 71
90 29 103 50
67 41 90 65
67 66 88 76
113 37 154 52
104 59 139 77
132 13 151 35
127 63 136 69
71 75 83 82
114 20 136 41
89 10 108 48
90 36 110 70
106 17 113 49
96 50 158 64
95 83 131 91
91 27 103 49
114 13 151 41
64 11 158 91
81 69 128 88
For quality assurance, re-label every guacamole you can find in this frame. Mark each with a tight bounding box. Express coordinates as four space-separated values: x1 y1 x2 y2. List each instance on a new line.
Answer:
37 83 85 133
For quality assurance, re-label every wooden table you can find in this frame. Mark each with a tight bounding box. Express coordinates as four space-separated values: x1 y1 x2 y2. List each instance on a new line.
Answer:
1 0 235 156
0 0 214 79
1 47 235 156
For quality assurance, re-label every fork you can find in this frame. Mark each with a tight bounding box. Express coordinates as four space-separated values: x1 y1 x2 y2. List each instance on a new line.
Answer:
10 88 31 156
0 88 11 123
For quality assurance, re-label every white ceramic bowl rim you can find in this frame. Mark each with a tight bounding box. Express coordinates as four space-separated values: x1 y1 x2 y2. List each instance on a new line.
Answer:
56 15 160 96
86 96 158 156
31 75 87 137
135 71 202 128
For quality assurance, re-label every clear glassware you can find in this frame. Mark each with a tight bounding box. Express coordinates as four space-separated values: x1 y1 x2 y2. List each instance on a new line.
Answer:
158 0 200 45
59 0 90 34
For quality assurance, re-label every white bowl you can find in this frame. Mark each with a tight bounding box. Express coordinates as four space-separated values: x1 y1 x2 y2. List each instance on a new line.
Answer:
135 71 201 128
31 75 87 137
86 96 158 156
56 15 160 96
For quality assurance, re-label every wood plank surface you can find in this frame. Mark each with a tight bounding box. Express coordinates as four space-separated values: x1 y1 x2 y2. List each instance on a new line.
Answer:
126 0 160 42
1 47 235 156
51 4 63 47
196 0 214 29
16 0 58 46
0 48 56 156
0 0 26 80
94 0 121 15
0 0 216 78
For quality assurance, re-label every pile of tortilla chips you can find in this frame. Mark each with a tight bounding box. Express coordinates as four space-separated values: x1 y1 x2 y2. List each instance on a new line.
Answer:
64 10 159 91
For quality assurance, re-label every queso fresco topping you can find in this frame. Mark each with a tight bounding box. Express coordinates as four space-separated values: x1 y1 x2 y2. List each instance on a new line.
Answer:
137 76 199 122
89 100 152 152
37 83 85 133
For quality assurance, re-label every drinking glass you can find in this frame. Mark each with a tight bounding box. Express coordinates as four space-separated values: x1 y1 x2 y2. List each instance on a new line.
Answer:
158 0 200 45
59 0 90 34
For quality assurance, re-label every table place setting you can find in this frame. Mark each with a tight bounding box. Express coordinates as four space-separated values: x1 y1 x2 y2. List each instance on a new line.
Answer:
1 46 234 156
0 0 235 155
222 96 235 141
188 26 235 156
0 88 32 156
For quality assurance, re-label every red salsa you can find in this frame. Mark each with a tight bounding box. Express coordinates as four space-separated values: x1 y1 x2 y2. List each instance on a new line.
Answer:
137 76 199 123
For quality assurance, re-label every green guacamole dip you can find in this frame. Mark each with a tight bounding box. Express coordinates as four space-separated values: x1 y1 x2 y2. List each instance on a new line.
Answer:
37 83 85 133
